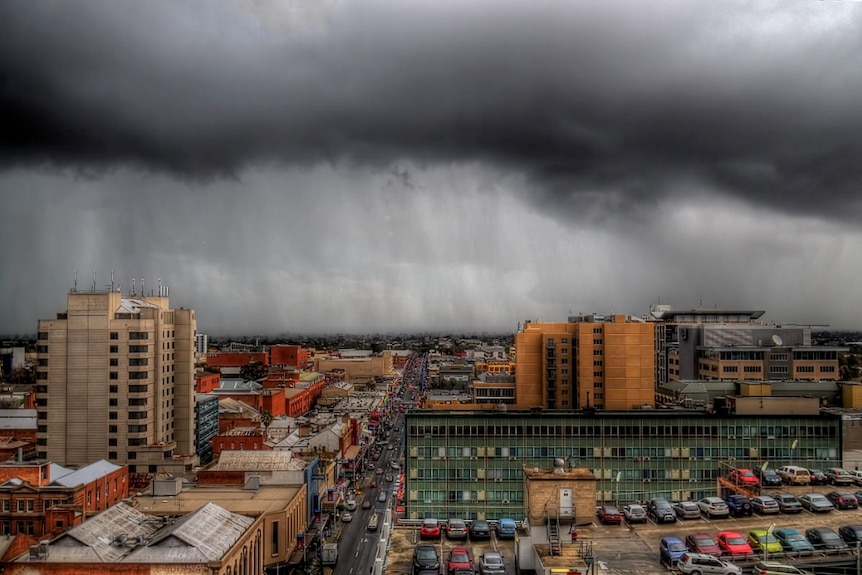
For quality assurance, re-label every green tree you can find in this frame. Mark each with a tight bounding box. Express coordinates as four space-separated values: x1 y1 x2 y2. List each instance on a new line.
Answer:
240 361 268 381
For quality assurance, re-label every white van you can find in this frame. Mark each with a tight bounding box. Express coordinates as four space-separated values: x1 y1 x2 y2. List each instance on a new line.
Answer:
777 465 811 485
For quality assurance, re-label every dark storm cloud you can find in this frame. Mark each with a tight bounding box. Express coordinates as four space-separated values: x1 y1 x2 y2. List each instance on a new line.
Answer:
2 0 862 223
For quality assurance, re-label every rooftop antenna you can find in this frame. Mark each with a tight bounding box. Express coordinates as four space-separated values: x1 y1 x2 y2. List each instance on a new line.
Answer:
141 278 145 297
132 278 136 296
73 269 78 292
111 270 115 292
92 270 97 291
158 278 162 296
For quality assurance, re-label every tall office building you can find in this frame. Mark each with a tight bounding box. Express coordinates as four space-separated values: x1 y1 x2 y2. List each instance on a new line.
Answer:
35 286 197 473
514 314 655 410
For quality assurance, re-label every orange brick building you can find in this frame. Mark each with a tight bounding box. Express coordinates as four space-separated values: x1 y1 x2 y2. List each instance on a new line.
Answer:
195 370 220 393
212 428 269 458
270 345 312 369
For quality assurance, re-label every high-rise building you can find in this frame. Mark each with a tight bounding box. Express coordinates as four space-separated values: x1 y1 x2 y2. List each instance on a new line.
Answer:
35 287 197 474
195 332 209 355
514 314 655 410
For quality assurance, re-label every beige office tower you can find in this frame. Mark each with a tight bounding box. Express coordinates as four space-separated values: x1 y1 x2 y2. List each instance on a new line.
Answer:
36 286 197 474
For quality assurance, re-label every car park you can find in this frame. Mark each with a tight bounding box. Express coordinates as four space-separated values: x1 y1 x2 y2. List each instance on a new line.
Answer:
495 518 517 539
597 505 623 525
729 468 760 487
725 494 753 517
469 520 491 540
773 528 814 555
649 498 677 523
716 531 754 557
838 524 862 544
806 527 848 550
825 467 856 486
420 518 442 539
750 496 780 515
685 533 722 557
751 561 814 575
807 469 828 485
799 493 835 513
674 501 701 520
773 494 803 514
623 504 647 523
777 466 812 486
446 518 469 540
698 497 730 519
659 536 688 567
678 552 742 575
412 544 440 575
479 551 506 575
447 547 472 572
826 491 858 509
756 468 783 488
747 529 783 554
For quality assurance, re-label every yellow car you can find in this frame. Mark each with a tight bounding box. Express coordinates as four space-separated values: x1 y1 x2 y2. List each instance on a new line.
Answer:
747 529 783 554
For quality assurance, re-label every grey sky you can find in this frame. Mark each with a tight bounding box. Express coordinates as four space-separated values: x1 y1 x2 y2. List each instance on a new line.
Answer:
1 0 861 335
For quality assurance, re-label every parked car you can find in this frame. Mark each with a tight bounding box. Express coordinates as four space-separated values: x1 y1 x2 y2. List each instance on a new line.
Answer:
649 498 677 523
446 518 469 540
448 547 473 572
807 469 828 485
825 467 856 486
799 493 835 513
495 518 517 539
777 466 811 486
729 468 760 487
716 531 754 557
838 524 862 544
773 528 814 555
674 501 701 520
678 552 742 575
755 468 783 488
659 536 688 567
342 512 353 523
685 533 722 557
848 470 862 485
413 544 440 575
750 496 780 515
747 529 783 554
469 520 491 540
751 561 814 575
773 493 803 514
622 504 647 523
479 552 505 575
597 505 623 525
725 494 753 517
698 497 730 519
420 518 442 539
806 527 848 550
826 491 859 510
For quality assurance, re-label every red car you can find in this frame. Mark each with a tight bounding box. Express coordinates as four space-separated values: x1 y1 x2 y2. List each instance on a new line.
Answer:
420 518 442 539
729 468 760 487
447 547 472 572
716 531 754 557
685 533 722 557
596 505 622 525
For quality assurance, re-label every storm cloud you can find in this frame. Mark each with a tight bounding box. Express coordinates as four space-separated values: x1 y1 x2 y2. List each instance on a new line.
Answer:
1 0 861 335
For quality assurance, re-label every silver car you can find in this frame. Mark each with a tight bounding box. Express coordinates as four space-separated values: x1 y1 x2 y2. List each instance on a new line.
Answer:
751 496 780 515
479 551 506 575
698 496 730 518
674 501 701 520
799 493 834 513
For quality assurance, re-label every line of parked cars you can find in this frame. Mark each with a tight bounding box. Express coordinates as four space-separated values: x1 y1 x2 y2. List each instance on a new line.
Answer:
727 465 862 488
411 544 508 575
419 518 518 541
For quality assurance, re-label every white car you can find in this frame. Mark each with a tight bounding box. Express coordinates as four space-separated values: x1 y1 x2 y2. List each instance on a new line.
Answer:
342 512 353 522
623 504 647 523
697 496 730 518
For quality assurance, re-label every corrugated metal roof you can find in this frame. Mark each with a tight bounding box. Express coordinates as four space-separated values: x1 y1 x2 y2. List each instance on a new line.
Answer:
115 298 161 314
211 450 297 471
49 460 122 487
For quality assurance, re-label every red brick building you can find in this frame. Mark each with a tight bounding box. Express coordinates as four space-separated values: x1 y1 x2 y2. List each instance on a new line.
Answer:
270 345 312 369
195 370 220 393
212 428 269 459
206 351 269 368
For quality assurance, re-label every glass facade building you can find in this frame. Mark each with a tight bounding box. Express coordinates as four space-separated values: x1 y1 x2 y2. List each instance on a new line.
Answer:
403 410 842 520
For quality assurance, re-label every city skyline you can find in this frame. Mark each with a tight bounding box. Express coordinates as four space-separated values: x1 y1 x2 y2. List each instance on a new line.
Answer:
2 1 862 335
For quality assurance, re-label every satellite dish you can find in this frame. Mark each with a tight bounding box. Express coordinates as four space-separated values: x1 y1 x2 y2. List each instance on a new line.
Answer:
772 334 783 346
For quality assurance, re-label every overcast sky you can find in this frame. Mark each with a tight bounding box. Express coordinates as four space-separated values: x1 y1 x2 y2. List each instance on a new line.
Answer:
2 0 862 336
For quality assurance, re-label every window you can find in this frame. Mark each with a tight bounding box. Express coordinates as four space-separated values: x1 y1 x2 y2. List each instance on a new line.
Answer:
109 372 118 380
129 345 148 353
593 339 603 345
271 521 280 554
722 366 738 373
109 425 118 433
36 345 48 354
109 412 118 420
109 385 118 393
110 332 119 340
110 358 118 366
797 366 815 373
110 345 118 353
37 332 48 340
129 371 148 380
109 399 118 407
129 331 149 340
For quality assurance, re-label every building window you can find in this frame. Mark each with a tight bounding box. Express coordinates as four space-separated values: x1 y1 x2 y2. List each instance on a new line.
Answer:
129 371 148 380
36 345 48 354
272 521 280 554
129 332 149 340
110 345 119 353
109 412 118 420
722 366 738 373
109 372 118 380
129 345 148 353
37 358 48 367
593 339 602 345
109 425 117 433
593 350 602 356
37 332 48 340
109 438 117 446
797 366 815 373
110 332 119 340
110 358 119 366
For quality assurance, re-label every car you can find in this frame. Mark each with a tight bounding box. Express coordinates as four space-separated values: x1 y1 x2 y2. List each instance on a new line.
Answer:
597 505 623 525
849 470 862 485
751 561 814 575
346 499 357 511
807 469 828 485
495 518 517 539
777 466 811 486
420 518 442 539
755 468 783 488
446 518 469 540
370 481 377 489
826 491 859 510
729 468 760 487
678 552 742 575
448 547 472 572
773 528 814 555
342 512 353 522
362 499 372 509
716 531 754 557
469 520 491 540
376 468 384 475
377 491 387 502
725 495 753 517
799 493 834 513
698 497 730 519
648 498 677 523
387 444 395 450
674 501 702 520
659 536 688 567
773 494 803 514
413 544 440 575
838 524 862 544
623 504 647 523
825 467 856 486
750 496 780 515
747 529 783 554
806 527 848 550
685 533 722 557
367 513 380 531
385 474 394 482
391 461 401 470
479 551 506 575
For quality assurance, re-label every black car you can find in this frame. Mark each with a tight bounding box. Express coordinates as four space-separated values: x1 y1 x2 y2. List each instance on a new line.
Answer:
725 494 753 517
755 468 783 488
648 498 677 523
826 491 859 510
808 469 828 485
839 524 862 544
469 520 491 540
413 544 440 575
806 527 848 550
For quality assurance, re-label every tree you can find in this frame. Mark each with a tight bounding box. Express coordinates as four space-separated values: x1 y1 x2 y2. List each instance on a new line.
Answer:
240 361 268 381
